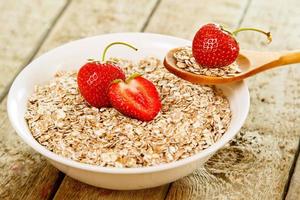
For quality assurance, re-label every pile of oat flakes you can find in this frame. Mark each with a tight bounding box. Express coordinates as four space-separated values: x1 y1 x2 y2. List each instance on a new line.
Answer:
174 47 242 77
25 57 231 168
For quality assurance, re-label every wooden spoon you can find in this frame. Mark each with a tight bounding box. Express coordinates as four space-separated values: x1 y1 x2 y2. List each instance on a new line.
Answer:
164 48 300 84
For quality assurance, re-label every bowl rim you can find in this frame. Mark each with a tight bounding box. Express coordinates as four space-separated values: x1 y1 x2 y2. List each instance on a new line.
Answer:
7 32 250 174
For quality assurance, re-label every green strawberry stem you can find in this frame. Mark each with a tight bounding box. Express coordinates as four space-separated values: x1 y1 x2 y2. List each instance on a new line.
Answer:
111 79 123 84
111 73 141 84
126 73 141 83
102 42 138 62
232 27 272 43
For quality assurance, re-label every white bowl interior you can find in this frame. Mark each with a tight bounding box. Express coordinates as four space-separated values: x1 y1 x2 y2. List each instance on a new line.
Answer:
7 33 249 174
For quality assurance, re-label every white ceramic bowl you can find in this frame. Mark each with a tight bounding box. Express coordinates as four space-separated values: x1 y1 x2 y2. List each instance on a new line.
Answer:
7 33 250 190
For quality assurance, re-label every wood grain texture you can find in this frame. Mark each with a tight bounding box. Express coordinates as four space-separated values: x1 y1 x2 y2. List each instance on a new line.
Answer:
36 0 159 55
54 177 169 200
159 0 300 199
235 0 300 198
286 155 300 200
0 0 67 99
0 1 67 199
145 0 249 39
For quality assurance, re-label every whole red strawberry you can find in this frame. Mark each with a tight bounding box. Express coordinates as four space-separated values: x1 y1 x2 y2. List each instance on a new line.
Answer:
192 24 239 68
77 42 137 108
108 74 161 121
77 62 125 107
192 23 271 68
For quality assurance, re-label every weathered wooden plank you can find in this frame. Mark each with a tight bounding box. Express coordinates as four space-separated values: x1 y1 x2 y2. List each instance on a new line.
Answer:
54 177 169 200
232 0 300 199
0 1 68 199
37 0 158 55
145 0 249 39
0 0 68 100
286 155 300 200
153 0 300 199
29 0 171 199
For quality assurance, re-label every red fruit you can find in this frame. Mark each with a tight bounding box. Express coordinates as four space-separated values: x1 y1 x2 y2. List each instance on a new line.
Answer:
77 62 125 108
192 23 239 68
108 74 161 121
77 41 138 108
192 23 272 68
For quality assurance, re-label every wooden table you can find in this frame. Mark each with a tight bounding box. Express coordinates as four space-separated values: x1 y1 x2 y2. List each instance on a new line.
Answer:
1 0 299 199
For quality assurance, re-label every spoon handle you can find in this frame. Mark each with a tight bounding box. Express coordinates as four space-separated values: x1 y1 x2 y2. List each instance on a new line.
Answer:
278 51 300 65
251 51 300 74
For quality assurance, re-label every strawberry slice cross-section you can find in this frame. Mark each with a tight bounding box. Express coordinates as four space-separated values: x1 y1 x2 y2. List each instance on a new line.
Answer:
108 74 161 121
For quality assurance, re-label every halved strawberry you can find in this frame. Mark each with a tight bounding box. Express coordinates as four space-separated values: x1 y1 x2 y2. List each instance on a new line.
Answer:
108 74 161 121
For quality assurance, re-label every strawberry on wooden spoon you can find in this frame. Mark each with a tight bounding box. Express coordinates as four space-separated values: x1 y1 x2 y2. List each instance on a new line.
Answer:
108 73 161 121
192 23 272 68
77 42 137 108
